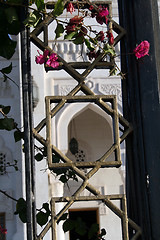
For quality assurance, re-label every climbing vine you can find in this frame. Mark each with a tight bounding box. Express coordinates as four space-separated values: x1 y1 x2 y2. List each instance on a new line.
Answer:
0 0 150 238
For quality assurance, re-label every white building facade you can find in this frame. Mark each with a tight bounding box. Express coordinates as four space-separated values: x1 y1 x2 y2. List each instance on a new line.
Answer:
0 0 160 240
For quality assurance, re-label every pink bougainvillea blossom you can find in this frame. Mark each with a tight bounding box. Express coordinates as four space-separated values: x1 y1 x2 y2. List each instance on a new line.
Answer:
35 50 49 64
97 31 105 42
46 53 59 68
99 6 109 17
67 3 75 14
133 40 150 58
0 225 7 234
35 50 59 69
96 5 109 25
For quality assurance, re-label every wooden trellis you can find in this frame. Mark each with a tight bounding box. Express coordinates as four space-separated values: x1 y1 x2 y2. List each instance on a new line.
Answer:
30 1 142 239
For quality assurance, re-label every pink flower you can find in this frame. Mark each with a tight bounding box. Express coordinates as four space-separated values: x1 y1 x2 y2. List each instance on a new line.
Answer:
99 7 109 17
67 3 75 14
96 6 109 25
46 53 59 69
35 50 49 64
0 225 7 234
133 40 150 58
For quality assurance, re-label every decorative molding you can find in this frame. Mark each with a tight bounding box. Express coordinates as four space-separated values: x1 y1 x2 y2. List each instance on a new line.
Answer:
98 83 122 102
58 85 76 96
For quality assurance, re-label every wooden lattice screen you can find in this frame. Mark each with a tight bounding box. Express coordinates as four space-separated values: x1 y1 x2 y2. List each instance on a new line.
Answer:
30 1 142 239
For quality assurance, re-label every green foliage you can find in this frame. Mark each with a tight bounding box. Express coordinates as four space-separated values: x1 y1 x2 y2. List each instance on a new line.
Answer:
5 7 21 35
72 36 84 45
63 217 106 240
84 38 95 51
0 34 17 60
64 31 77 40
14 198 27 223
14 130 24 142
55 23 64 39
35 0 45 11
0 118 15 131
35 152 43 161
53 0 64 17
36 203 51 227
104 43 116 57
63 218 75 232
0 105 11 115
88 223 99 239
23 10 42 28
1 63 12 75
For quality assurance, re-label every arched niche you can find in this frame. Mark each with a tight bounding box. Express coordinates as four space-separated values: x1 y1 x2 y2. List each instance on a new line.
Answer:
56 103 114 162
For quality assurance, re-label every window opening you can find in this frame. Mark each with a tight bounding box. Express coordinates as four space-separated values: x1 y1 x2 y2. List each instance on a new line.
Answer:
69 208 99 240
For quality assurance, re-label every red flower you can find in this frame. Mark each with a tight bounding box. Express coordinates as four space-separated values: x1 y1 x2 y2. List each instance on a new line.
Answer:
65 24 76 33
107 30 114 45
97 31 105 42
87 50 100 61
69 16 83 25
79 26 87 36
89 5 94 10
0 225 7 235
67 3 75 14
96 15 108 25
133 40 150 58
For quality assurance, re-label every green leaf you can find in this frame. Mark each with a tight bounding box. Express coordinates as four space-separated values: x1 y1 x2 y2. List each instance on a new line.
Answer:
57 213 68 224
23 10 42 28
14 198 27 223
84 38 95 51
5 7 20 35
64 31 77 40
59 175 68 183
2 106 11 114
42 203 51 214
1 63 12 75
104 43 116 57
55 23 64 39
100 228 106 237
0 33 17 59
14 130 24 142
35 153 43 161
0 118 15 131
53 0 64 17
52 154 60 163
63 218 75 232
72 36 84 45
35 0 45 11
74 217 87 236
88 223 99 239
36 211 49 227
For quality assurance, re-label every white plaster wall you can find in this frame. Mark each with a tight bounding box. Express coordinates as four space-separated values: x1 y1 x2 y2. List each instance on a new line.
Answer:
0 35 26 240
